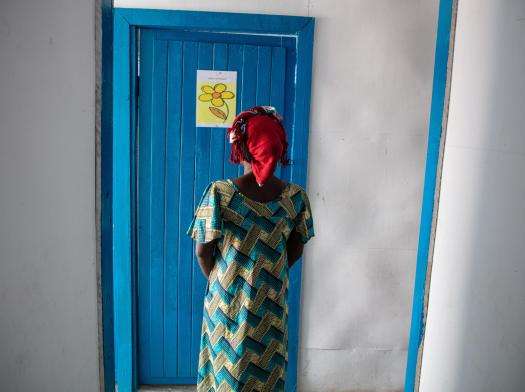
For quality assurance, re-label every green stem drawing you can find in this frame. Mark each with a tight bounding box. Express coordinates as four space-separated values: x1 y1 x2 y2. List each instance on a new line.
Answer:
223 101 230 123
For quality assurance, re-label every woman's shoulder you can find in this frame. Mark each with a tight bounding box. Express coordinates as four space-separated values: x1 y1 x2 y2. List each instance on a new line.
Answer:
207 179 236 199
282 182 311 206
209 178 230 188
285 182 308 196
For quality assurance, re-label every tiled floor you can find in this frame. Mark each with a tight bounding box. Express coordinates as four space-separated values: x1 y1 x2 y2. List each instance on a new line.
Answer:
139 386 196 392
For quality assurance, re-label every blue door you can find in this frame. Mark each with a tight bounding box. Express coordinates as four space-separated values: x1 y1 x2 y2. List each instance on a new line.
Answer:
136 26 310 386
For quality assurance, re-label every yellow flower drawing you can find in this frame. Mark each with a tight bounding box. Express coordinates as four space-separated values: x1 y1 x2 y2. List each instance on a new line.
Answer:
198 83 235 122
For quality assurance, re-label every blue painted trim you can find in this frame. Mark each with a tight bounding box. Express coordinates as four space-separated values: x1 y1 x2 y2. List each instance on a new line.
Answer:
115 8 311 34
100 0 115 391
111 8 315 392
113 11 134 392
129 27 140 392
404 0 455 391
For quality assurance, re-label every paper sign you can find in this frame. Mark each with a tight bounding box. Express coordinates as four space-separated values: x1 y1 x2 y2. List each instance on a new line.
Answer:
196 70 237 127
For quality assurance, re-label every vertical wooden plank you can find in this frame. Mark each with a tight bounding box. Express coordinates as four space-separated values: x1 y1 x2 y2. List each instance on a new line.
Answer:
281 46 297 183
191 42 213 376
256 46 271 105
270 47 286 179
112 12 133 391
164 40 183 377
241 45 258 114
148 38 168 378
290 36 312 187
137 29 154 382
224 44 244 180
177 40 199 377
238 44 258 176
210 43 228 181
101 2 115 390
130 28 139 392
270 47 286 114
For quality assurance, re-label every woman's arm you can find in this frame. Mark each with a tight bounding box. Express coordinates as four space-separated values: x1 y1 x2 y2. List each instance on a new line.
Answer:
195 240 217 278
286 229 305 268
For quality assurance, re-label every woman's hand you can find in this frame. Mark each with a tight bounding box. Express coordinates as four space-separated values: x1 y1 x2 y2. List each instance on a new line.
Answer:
195 240 217 278
286 229 304 268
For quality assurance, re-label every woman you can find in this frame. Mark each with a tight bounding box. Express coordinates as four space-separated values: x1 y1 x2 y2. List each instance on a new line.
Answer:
187 106 315 392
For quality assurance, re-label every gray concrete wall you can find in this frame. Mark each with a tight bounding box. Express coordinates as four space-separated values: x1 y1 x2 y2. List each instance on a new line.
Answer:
0 1 100 391
419 1 525 391
116 1 438 390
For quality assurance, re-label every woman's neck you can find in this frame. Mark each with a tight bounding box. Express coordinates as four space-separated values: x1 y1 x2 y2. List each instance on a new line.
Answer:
242 161 252 174
233 172 286 203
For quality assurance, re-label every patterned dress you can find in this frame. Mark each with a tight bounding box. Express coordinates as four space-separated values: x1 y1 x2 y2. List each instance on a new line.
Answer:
186 179 315 392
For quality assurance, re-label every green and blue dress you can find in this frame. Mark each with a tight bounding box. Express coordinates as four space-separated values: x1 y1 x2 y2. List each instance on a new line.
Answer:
187 179 314 392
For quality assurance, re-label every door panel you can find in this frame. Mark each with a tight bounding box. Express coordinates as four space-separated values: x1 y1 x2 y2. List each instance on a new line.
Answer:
137 28 294 384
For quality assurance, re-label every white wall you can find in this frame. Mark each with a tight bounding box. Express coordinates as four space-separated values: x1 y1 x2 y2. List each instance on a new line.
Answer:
115 1 438 390
420 1 525 391
0 1 99 391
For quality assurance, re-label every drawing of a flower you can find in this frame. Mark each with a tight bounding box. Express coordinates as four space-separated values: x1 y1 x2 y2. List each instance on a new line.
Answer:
199 83 234 107
198 83 235 122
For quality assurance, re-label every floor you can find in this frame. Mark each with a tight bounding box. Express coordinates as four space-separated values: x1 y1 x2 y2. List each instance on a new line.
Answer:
139 386 196 392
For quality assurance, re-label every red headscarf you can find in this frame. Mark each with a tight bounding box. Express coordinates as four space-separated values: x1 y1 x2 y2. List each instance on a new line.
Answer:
227 106 289 186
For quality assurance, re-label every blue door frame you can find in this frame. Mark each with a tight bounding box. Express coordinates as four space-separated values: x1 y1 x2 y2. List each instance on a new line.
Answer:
101 3 456 392
104 8 314 392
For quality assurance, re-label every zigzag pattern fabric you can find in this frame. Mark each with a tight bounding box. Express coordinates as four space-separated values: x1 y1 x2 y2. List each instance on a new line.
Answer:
187 179 314 392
